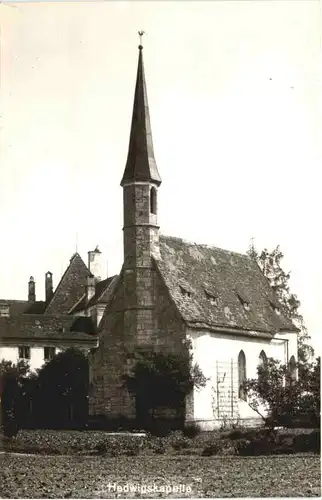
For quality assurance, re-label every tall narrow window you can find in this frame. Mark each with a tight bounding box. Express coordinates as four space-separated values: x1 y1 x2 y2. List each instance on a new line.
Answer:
150 187 157 214
289 355 296 382
258 350 268 369
238 350 247 400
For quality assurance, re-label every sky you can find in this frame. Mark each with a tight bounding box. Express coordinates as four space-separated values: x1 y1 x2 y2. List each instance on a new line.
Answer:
0 1 321 352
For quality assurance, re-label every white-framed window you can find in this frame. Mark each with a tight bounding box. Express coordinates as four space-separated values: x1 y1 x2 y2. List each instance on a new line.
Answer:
44 346 56 361
18 346 30 360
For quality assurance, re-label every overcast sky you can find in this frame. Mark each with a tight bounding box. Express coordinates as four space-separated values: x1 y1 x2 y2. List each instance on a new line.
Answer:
1 1 321 351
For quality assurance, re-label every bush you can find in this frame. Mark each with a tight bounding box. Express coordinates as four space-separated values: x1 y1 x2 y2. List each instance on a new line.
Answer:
147 419 175 437
233 429 279 456
148 437 166 454
3 419 19 438
202 443 221 456
292 430 320 453
94 435 144 456
170 437 190 451
183 423 201 438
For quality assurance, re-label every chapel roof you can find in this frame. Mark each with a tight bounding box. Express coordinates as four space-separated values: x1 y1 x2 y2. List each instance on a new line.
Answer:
120 44 161 187
155 235 298 337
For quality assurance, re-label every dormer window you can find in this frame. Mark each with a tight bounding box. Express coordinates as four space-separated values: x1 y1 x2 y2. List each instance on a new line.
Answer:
0 303 9 317
150 187 157 214
205 289 218 306
269 300 281 315
236 292 250 311
180 286 191 298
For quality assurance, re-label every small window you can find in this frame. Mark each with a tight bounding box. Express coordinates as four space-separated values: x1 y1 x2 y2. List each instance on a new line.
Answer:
0 304 9 317
238 350 247 401
44 346 56 361
180 286 191 298
269 300 280 315
205 290 218 305
237 294 250 311
150 187 157 214
236 288 250 311
19 346 30 360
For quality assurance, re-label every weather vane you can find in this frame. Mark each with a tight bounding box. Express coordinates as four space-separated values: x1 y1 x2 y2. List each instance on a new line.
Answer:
138 30 145 47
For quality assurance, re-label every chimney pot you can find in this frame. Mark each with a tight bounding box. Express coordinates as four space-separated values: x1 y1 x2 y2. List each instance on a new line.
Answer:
45 271 54 302
88 247 103 282
28 276 36 302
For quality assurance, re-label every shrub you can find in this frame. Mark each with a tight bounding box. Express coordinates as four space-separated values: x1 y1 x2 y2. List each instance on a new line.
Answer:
147 419 174 437
244 356 320 429
170 437 190 451
224 429 246 440
3 418 19 438
183 423 201 438
293 430 320 453
234 438 252 456
201 443 221 456
148 437 166 454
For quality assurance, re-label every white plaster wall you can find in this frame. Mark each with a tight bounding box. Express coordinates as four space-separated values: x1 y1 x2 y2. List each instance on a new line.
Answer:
0 346 18 364
0 346 63 371
29 347 45 371
188 328 298 429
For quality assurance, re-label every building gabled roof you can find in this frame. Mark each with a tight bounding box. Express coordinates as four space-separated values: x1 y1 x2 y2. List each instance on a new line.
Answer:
0 314 97 345
45 253 91 315
120 44 161 187
0 299 46 316
69 275 118 314
155 235 298 336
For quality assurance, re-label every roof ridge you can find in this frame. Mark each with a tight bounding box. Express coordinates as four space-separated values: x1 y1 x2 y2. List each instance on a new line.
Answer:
160 234 250 259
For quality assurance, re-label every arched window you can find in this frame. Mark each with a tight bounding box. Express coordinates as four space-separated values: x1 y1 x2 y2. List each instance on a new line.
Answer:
289 355 296 382
150 187 157 214
258 350 268 369
238 350 247 401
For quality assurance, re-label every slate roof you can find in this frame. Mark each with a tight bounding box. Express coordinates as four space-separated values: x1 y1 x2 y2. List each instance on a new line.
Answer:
69 275 118 313
156 236 297 337
0 300 46 316
0 314 97 345
121 45 161 187
45 253 91 315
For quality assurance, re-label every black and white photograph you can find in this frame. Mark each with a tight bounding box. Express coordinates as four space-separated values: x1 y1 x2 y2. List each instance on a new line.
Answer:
0 0 320 498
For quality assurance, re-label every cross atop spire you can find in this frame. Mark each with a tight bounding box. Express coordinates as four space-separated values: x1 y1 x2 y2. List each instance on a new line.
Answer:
120 36 162 187
138 30 145 49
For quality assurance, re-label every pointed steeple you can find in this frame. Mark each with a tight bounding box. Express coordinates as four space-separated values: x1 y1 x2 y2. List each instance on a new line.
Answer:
121 40 161 187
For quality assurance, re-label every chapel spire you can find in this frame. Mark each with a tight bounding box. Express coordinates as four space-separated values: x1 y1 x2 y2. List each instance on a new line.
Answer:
120 35 162 186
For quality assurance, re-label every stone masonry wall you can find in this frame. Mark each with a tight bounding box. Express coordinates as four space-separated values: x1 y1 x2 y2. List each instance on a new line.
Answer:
89 272 135 418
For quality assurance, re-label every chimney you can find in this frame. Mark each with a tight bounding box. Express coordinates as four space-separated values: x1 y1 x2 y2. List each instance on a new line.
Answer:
88 246 103 282
85 275 96 307
45 271 53 302
28 276 36 302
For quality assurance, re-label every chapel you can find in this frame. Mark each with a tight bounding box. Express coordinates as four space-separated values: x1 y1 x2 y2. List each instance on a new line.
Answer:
88 42 298 429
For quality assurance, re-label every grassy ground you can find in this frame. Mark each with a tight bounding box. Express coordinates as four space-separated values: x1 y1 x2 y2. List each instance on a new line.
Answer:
1 453 320 498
